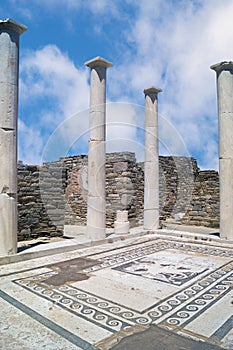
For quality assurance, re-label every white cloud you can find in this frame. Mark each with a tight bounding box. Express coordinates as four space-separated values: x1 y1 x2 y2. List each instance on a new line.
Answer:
19 44 90 163
18 119 44 164
106 103 144 159
107 0 233 169
16 0 233 169
20 45 89 117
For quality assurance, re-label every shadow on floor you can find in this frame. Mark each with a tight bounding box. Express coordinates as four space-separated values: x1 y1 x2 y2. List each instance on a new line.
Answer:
101 324 223 350
17 236 73 253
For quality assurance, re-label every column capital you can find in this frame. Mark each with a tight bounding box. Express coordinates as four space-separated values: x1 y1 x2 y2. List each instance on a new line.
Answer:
210 61 233 73
144 86 162 96
0 18 27 35
85 56 113 69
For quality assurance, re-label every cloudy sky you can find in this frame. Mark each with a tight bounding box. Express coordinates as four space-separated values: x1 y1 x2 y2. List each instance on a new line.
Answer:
1 0 233 169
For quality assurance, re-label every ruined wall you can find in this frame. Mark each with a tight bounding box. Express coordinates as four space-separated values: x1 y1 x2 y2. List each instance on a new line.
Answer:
159 156 198 220
181 170 219 228
17 152 220 239
63 153 144 227
17 161 66 240
62 155 88 226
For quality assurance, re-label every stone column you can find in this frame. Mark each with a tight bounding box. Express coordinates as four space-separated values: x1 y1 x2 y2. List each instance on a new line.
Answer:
85 56 112 240
143 87 162 230
0 19 27 256
211 61 233 240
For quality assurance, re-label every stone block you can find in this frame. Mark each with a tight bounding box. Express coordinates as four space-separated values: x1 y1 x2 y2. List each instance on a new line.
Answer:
144 187 159 210
219 112 233 158
87 196 106 240
217 70 233 113
0 128 17 194
114 221 129 235
0 31 19 85
89 111 105 140
144 160 159 186
89 67 106 107
144 99 158 127
116 210 128 222
173 212 185 221
113 162 128 172
121 193 133 206
219 158 233 239
144 208 159 230
0 82 18 129
0 193 17 255
144 127 158 161
88 140 106 197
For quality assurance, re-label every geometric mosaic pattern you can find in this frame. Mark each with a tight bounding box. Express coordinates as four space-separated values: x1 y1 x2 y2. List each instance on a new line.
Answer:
14 239 233 335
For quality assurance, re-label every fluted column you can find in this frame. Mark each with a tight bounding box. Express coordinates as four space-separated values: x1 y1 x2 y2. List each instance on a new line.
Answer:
143 87 162 230
0 18 27 256
85 56 112 240
211 61 233 240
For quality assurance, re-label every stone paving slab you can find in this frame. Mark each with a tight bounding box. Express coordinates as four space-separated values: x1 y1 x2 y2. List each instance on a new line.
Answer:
162 222 220 235
0 233 232 349
101 324 224 350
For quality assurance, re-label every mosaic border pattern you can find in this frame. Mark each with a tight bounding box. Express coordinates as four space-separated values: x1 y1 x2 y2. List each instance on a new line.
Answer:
14 262 233 332
14 239 233 334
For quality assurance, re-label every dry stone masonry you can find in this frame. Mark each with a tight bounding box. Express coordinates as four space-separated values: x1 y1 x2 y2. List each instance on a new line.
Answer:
182 170 219 228
18 161 66 240
16 153 220 240
105 152 143 227
64 156 88 226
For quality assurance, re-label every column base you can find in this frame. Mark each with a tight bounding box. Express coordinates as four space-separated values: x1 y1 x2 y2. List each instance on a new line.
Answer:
114 221 130 235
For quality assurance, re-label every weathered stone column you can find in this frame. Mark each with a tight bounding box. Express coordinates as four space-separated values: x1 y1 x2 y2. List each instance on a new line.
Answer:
85 56 112 240
0 19 27 256
211 61 233 240
143 87 162 230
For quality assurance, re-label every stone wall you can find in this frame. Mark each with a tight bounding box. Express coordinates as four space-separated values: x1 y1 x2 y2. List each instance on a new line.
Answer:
62 153 144 227
63 155 88 226
181 170 219 228
17 152 220 239
159 156 198 220
17 161 66 240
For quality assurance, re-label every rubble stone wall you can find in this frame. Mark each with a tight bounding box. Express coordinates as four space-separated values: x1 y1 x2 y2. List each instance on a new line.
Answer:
17 153 220 239
181 170 219 228
17 161 66 240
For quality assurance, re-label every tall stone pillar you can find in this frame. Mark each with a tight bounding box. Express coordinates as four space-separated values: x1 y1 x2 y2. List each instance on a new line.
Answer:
0 19 27 256
85 56 112 240
211 61 233 240
143 87 162 230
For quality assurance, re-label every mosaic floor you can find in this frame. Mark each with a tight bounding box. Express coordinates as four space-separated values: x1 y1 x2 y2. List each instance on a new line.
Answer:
0 235 233 349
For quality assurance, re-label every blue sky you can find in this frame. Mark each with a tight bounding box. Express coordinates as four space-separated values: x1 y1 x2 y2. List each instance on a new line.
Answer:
1 0 233 169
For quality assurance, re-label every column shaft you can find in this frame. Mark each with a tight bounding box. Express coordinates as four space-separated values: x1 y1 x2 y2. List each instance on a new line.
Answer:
143 87 162 230
85 57 112 240
211 61 233 240
0 19 27 256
